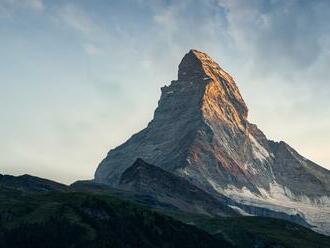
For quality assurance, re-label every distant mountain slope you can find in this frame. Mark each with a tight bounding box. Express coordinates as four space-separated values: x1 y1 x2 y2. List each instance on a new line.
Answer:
269 141 330 199
94 49 330 234
0 174 69 193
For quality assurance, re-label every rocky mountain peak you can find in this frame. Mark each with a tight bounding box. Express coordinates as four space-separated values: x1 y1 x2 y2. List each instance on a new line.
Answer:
178 49 234 84
96 49 255 185
178 49 205 81
179 50 248 122
160 49 248 129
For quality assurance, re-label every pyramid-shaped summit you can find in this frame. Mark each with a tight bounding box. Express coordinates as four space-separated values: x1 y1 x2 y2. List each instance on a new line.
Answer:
95 49 330 233
95 49 329 196
95 49 274 191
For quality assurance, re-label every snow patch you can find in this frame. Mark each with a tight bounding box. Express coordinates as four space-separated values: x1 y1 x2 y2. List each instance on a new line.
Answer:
217 182 330 235
268 183 330 206
224 185 264 200
244 162 258 175
181 163 330 235
248 134 271 162
228 205 253 216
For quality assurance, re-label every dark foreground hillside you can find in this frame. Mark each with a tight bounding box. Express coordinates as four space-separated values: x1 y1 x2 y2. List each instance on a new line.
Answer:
1 175 330 248
0 188 231 248
168 212 330 248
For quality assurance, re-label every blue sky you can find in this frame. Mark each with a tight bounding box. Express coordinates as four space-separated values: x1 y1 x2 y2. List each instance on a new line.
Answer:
1 0 330 184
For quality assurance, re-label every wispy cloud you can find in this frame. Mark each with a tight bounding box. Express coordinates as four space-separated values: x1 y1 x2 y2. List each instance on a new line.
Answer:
217 0 330 72
56 4 97 36
29 0 43 11
54 3 106 56
0 0 43 16
83 43 103 56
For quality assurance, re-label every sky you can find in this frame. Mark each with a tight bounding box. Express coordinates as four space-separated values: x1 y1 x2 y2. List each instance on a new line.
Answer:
1 0 330 184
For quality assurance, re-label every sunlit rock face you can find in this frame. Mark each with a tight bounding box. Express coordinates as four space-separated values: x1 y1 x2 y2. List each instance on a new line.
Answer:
95 49 330 234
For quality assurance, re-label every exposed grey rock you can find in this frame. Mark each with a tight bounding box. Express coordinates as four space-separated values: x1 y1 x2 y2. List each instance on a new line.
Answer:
269 141 330 199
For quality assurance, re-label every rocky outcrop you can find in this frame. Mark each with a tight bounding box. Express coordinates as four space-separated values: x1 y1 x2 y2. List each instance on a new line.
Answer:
119 158 238 217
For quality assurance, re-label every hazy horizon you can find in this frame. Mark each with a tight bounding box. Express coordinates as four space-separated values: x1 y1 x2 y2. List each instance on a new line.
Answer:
1 0 330 184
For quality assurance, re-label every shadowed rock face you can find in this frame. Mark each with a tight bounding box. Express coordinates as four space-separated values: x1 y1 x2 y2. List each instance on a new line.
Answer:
95 49 330 233
269 141 330 198
119 158 238 217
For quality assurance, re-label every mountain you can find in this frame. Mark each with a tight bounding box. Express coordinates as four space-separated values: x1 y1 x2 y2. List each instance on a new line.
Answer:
118 158 237 217
95 49 330 234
